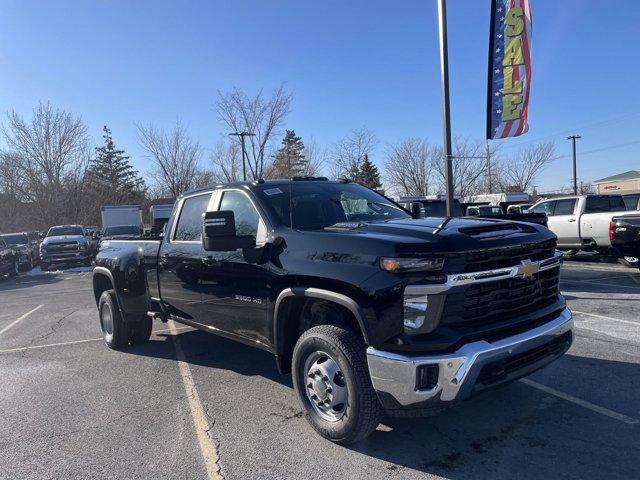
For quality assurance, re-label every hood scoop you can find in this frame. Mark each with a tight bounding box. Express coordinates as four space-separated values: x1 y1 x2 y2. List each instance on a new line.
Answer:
459 222 532 239
324 222 367 231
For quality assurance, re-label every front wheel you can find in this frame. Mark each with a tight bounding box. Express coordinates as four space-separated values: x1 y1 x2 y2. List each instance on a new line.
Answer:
292 325 382 445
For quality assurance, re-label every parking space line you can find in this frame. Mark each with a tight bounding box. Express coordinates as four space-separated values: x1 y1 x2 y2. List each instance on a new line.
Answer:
521 378 639 426
0 325 192 354
0 305 43 336
572 310 639 326
562 274 637 283
168 320 223 479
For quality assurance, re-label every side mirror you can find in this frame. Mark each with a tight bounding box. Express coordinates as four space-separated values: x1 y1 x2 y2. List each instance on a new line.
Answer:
202 210 255 251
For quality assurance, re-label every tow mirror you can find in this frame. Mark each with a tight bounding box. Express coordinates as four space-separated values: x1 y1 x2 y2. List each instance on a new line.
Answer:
202 210 255 251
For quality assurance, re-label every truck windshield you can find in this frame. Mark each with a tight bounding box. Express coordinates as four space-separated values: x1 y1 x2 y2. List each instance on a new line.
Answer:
0 234 28 245
103 226 142 236
47 226 83 236
257 182 411 230
421 201 464 217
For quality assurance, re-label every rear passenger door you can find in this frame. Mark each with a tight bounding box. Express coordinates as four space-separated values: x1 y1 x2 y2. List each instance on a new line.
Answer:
158 192 213 322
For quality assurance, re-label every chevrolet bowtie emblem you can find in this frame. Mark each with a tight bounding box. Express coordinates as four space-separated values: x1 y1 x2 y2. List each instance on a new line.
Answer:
517 261 538 278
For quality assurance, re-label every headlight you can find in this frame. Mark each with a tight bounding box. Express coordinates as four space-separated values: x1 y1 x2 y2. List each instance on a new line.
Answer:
380 257 444 273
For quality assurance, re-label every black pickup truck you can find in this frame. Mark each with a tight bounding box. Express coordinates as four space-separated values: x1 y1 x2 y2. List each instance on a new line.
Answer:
610 215 640 267
93 178 573 444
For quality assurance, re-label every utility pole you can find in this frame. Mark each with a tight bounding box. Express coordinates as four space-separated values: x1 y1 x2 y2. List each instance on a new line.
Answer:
567 134 581 195
229 131 256 181
437 0 455 216
486 141 492 194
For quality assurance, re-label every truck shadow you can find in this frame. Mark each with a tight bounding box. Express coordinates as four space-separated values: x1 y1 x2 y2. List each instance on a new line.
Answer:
126 328 639 479
0 272 63 293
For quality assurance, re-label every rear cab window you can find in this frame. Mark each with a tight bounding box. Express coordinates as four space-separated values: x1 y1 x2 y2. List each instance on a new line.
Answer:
173 193 212 242
585 195 626 213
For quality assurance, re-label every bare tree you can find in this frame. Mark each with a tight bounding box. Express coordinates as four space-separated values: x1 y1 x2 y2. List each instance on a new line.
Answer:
138 121 204 198
0 152 27 230
301 139 327 177
2 102 90 227
495 142 556 192
216 85 292 180
385 138 439 197
434 138 488 198
330 128 377 179
210 140 242 183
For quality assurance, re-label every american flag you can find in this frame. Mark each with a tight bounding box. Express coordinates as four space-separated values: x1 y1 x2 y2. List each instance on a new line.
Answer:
487 0 532 139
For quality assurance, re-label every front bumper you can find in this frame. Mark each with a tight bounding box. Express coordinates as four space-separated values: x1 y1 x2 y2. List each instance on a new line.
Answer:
367 307 573 409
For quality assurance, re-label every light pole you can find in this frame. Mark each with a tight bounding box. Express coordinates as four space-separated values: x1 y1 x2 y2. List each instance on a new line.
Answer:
567 135 581 195
229 131 255 181
437 0 455 216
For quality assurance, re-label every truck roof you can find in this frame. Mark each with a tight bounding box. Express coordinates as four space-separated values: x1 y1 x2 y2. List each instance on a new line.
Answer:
180 177 342 199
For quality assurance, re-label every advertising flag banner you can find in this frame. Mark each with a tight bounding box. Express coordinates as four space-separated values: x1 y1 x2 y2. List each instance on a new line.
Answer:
487 0 532 139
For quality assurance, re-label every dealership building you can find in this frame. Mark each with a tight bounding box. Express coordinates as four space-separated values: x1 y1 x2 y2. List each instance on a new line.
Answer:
593 170 640 194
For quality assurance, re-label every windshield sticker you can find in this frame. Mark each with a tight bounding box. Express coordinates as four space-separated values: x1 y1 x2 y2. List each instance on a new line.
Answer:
263 188 283 196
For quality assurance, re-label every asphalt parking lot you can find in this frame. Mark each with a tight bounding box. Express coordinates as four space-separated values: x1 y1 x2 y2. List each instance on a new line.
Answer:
1 261 639 480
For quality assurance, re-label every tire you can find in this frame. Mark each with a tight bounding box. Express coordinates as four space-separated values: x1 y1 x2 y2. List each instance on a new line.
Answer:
292 325 382 445
130 315 153 345
98 290 129 349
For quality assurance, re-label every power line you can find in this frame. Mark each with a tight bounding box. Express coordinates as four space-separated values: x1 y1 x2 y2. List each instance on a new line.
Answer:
497 112 640 150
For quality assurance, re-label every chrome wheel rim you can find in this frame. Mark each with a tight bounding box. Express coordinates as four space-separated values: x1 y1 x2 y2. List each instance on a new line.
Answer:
304 351 348 422
100 302 114 336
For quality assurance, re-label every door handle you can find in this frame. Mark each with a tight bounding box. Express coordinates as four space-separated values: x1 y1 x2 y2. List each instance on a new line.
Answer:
201 256 221 267
568 218 576 222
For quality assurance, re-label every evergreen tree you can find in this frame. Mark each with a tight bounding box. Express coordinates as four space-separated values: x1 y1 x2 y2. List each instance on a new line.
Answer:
87 126 146 204
271 130 307 178
354 153 382 190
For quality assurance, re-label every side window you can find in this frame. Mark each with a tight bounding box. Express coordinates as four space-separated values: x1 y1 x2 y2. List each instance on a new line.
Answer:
585 196 609 213
609 196 627 212
173 194 211 241
219 191 261 238
530 201 555 215
554 199 576 216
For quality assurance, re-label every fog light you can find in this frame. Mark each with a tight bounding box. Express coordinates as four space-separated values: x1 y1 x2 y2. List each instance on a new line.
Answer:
403 295 428 330
416 364 439 390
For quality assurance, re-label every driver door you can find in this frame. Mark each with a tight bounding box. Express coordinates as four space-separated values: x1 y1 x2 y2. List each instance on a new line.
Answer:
197 189 273 345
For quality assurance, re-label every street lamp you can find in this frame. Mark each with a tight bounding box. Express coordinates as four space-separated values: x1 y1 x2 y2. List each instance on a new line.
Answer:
229 131 255 181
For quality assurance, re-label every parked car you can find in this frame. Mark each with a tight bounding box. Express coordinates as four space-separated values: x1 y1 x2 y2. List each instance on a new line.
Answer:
0 232 36 270
93 178 572 444
0 236 20 279
40 225 93 270
529 194 640 254
507 203 533 214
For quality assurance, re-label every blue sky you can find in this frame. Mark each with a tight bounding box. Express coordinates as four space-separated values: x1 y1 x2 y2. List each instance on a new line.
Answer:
1 0 638 191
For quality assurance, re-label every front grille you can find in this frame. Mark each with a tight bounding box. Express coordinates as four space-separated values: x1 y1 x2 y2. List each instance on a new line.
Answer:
46 241 78 252
449 239 557 273
441 266 560 328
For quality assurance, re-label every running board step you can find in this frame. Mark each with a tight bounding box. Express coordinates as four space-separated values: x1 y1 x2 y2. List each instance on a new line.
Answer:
147 311 168 323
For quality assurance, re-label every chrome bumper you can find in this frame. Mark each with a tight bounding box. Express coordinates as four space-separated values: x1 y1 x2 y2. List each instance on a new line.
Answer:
366 308 573 407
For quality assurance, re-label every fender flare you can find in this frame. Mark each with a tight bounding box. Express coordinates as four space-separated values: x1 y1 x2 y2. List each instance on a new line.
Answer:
92 266 125 317
273 287 370 352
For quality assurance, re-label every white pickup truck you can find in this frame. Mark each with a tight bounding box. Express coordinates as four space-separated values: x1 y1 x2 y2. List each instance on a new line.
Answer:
529 194 640 252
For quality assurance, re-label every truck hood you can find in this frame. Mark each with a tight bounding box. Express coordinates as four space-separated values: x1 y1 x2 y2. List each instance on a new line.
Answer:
42 235 86 245
320 217 552 254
